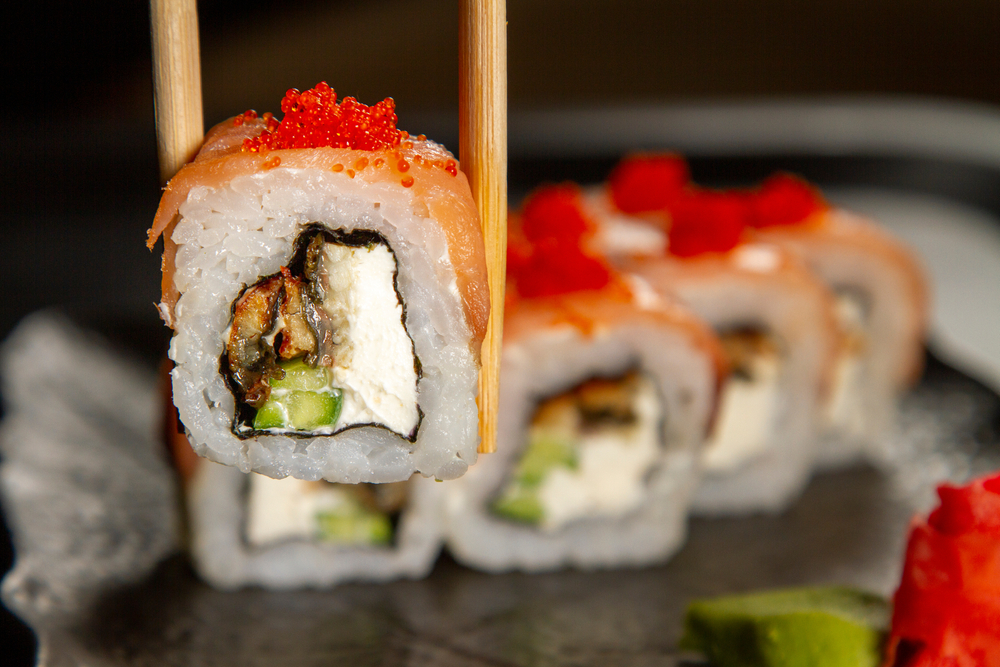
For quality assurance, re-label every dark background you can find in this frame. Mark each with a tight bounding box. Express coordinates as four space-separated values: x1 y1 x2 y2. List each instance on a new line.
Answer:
3 0 1000 662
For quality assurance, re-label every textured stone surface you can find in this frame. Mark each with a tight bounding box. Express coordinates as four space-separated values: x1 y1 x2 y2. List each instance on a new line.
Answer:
1 315 998 666
0 313 178 632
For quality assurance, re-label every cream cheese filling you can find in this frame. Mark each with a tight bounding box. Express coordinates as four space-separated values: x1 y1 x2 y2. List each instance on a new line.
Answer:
319 242 419 437
245 475 363 546
536 378 661 531
494 372 663 532
244 473 403 547
825 290 869 436
702 331 782 473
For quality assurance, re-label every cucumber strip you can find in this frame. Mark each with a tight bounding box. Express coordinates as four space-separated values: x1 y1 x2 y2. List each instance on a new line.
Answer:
253 358 344 431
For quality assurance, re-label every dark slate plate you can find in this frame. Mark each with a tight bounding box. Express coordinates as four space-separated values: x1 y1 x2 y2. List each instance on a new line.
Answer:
1 303 998 667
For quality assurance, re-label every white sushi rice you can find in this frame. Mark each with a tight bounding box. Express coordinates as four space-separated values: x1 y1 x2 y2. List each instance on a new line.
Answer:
445 307 717 572
167 164 479 483
318 242 420 436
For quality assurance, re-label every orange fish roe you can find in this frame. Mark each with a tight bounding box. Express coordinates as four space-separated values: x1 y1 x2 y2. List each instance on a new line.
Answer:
401 176 415 188
233 110 258 127
242 82 403 153
746 173 828 228
262 155 281 170
666 189 748 257
508 185 612 298
610 154 690 214
445 160 458 177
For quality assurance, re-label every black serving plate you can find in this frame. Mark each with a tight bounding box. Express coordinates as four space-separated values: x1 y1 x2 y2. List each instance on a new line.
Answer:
2 325 998 666
3 100 1000 665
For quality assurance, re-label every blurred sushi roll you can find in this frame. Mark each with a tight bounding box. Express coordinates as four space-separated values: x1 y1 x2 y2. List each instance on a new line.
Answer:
146 84 489 484
161 363 444 591
185 460 445 590
445 186 724 572
591 156 841 515
743 174 929 467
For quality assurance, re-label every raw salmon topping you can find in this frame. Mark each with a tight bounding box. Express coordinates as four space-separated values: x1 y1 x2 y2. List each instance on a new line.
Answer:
242 82 404 152
508 185 612 298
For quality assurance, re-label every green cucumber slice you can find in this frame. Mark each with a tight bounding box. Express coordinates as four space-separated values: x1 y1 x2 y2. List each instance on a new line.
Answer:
253 358 344 431
253 401 285 430
490 434 578 526
315 508 392 546
269 358 331 392
492 490 544 524
284 390 342 430
515 435 578 488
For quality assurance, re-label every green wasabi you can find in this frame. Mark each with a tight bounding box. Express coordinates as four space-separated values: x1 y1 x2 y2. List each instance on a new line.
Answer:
679 586 889 667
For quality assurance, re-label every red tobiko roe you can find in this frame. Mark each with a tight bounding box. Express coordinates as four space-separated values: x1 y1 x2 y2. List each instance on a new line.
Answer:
520 184 592 244
884 471 1000 667
505 225 534 281
513 241 612 299
666 189 748 257
609 154 691 214
242 82 404 153
509 185 612 298
746 173 827 228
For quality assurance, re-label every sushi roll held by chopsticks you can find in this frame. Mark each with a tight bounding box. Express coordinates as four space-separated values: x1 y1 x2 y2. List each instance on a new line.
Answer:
446 186 725 572
147 84 490 484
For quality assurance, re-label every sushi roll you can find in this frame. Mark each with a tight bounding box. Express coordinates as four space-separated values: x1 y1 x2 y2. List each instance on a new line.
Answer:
184 460 445 590
146 84 489 484
592 156 840 514
445 186 724 572
744 174 928 467
161 361 444 591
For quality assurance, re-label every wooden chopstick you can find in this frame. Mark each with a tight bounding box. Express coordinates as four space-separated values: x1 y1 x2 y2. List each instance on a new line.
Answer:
150 0 204 184
460 0 508 455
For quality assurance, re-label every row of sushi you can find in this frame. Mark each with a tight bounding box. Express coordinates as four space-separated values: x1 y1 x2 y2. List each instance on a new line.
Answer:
153 88 926 589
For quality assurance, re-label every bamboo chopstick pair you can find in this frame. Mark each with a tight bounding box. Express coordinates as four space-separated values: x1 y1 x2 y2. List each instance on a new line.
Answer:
150 0 507 454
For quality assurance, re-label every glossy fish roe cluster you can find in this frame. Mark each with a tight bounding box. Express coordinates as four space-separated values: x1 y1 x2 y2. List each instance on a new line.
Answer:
667 190 748 257
609 154 690 214
242 82 403 152
746 173 827 228
607 154 745 256
508 185 612 298
608 155 830 256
